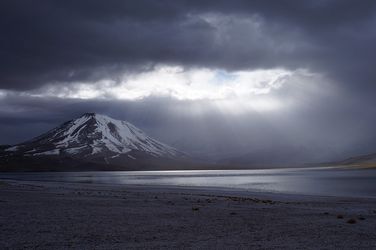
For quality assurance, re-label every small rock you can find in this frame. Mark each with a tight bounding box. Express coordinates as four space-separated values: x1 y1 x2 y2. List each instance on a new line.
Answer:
347 218 357 224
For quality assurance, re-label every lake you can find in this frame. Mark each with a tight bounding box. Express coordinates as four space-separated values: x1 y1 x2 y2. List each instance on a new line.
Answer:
1 167 376 198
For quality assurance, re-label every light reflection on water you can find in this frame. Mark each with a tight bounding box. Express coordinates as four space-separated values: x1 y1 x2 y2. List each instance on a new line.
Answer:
1 167 376 198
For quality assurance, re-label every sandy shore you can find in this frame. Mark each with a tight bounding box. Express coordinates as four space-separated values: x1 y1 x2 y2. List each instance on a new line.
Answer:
1 180 376 249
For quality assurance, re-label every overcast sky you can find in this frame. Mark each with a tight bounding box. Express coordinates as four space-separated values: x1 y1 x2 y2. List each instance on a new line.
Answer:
1 0 376 164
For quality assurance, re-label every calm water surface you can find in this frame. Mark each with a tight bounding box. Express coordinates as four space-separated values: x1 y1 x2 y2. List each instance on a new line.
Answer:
1 167 376 198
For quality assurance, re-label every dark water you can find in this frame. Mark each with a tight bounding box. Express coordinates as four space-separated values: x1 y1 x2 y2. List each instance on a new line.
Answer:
1 167 376 198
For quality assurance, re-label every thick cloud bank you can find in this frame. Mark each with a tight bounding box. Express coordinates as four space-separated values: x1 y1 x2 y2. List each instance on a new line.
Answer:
1 1 376 164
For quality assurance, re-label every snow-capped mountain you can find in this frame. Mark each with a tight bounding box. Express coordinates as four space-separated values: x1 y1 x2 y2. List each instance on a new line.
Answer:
1 113 186 169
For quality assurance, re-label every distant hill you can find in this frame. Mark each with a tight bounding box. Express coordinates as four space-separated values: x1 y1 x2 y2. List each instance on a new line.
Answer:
332 153 376 168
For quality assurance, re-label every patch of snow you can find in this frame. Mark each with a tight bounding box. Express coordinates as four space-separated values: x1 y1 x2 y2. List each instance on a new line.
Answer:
55 115 91 147
5 146 19 152
33 149 60 156
128 155 136 160
92 114 169 156
25 149 37 153
91 145 102 155
64 146 87 154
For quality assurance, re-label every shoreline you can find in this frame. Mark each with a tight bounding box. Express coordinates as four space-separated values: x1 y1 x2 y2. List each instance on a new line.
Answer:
1 166 376 199
3 177 376 201
1 179 376 249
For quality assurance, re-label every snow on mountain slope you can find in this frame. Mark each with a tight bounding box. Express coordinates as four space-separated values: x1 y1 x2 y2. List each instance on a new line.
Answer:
4 113 184 159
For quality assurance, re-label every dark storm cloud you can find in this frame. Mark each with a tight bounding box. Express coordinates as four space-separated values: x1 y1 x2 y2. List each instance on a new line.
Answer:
1 0 376 92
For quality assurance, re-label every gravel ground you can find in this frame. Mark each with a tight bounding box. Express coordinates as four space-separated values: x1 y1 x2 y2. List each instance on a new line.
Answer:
0 180 376 249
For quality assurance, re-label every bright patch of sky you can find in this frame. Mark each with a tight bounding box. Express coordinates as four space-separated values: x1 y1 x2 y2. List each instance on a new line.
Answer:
5 65 317 112
105 66 292 100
